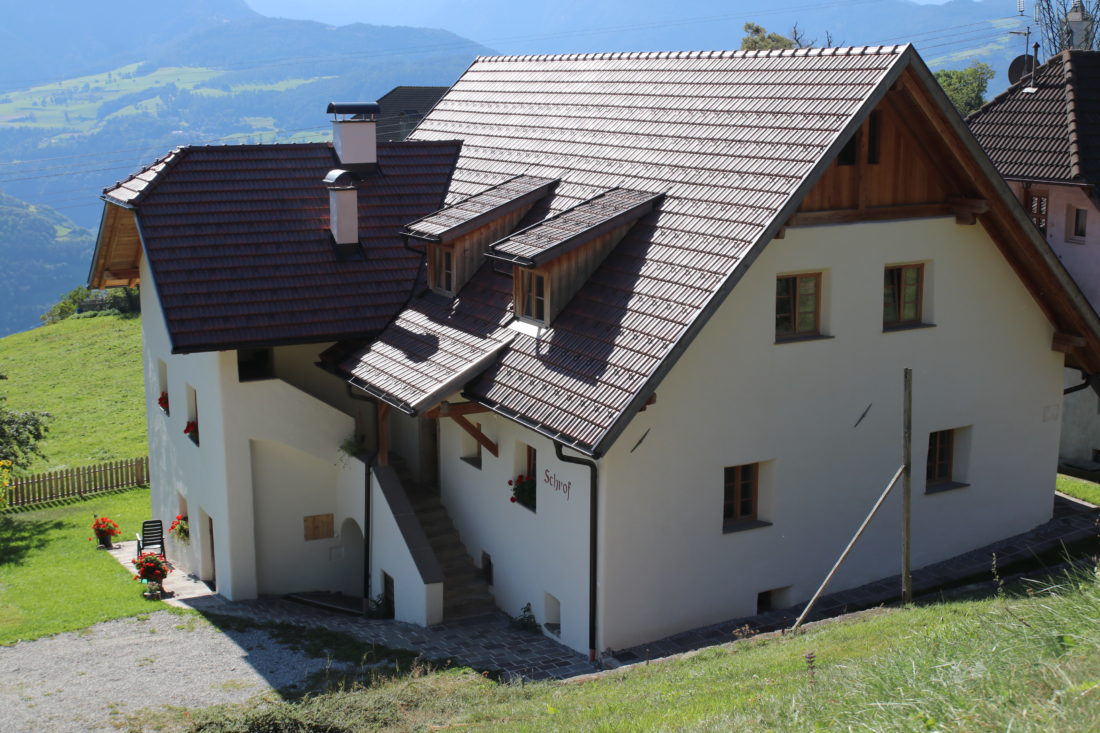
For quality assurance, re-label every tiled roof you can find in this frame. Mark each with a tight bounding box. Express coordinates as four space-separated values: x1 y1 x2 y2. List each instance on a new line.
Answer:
376 86 450 142
404 174 557 241
488 188 662 266
343 265 515 413
103 141 461 353
968 50 1100 184
388 46 912 454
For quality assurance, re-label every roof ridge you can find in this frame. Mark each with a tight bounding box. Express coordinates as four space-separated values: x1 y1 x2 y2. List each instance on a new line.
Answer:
1064 50 1084 181
474 45 910 63
102 145 189 204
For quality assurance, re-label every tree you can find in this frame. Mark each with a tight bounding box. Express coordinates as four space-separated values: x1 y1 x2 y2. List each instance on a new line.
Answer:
1035 0 1100 55
0 374 50 470
935 62 996 117
741 23 795 51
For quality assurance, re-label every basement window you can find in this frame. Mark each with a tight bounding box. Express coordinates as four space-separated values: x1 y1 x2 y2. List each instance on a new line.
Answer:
926 426 971 493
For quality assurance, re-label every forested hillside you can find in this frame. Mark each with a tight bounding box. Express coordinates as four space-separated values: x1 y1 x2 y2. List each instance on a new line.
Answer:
0 192 94 336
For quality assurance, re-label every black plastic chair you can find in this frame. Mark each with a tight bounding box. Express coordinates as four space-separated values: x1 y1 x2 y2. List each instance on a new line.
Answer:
136 520 166 558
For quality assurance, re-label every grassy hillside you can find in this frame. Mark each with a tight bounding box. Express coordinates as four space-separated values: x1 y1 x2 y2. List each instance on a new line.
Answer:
0 315 145 471
161 567 1100 732
0 191 95 336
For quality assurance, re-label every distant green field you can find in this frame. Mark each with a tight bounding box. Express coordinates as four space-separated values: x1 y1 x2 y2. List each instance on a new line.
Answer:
0 315 146 471
0 63 335 133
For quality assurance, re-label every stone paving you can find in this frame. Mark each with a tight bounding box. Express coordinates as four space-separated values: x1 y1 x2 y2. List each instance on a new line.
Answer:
106 495 1098 680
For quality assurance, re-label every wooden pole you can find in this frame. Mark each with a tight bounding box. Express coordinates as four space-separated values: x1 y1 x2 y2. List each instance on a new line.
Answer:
902 367 913 604
791 465 906 633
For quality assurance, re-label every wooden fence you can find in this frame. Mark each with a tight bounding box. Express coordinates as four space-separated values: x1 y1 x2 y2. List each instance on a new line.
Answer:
5 456 149 508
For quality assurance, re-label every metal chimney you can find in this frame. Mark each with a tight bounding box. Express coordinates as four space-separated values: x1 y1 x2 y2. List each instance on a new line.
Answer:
328 102 380 169
323 169 359 249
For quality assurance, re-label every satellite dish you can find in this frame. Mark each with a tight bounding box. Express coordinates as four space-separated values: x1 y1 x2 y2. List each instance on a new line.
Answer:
1009 54 1037 84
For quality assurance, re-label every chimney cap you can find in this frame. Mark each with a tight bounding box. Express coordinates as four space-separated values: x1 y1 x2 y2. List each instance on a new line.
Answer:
324 168 359 186
327 102 380 118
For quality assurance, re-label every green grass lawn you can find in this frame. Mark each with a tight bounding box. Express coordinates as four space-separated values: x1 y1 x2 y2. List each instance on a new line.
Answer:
0 314 146 471
1057 473 1100 506
173 569 1100 732
0 487 157 645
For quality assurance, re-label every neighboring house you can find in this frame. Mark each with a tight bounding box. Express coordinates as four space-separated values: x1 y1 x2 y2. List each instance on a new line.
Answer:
968 50 1100 467
90 46 1100 660
375 86 449 142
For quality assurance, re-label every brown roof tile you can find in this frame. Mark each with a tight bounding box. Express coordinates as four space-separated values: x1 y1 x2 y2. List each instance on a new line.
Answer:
104 140 461 353
403 174 557 241
392 47 909 454
968 50 1100 184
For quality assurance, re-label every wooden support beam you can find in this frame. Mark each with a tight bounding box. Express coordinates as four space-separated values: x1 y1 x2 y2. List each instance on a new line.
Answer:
377 402 391 466
1052 331 1086 353
948 197 989 226
451 413 499 457
423 401 492 419
103 268 140 281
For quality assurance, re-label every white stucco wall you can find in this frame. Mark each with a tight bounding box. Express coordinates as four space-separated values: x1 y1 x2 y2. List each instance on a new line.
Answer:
598 216 1063 651
437 413 591 653
1060 368 1100 465
141 257 366 601
1009 181 1100 310
369 471 444 625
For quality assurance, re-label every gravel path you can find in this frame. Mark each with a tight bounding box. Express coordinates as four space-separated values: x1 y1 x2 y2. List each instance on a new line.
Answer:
0 610 340 733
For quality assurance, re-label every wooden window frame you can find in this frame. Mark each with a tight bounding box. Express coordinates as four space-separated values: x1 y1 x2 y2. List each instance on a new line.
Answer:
723 463 758 529
430 244 455 294
926 429 954 487
1026 189 1049 235
517 268 548 324
775 272 822 340
883 263 925 329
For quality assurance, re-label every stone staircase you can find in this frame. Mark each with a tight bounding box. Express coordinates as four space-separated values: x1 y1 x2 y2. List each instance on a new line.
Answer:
391 456 497 621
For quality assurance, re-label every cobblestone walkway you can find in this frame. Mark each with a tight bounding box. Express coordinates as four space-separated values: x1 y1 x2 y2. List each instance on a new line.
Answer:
115 496 1097 680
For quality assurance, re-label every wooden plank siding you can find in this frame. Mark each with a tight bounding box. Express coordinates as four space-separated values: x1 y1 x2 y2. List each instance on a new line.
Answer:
431 204 539 295
89 205 143 289
797 91 954 217
5 457 149 508
519 221 636 324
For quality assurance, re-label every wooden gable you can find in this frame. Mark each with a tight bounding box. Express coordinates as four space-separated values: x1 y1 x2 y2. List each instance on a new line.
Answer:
88 203 143 289
792 74 986 227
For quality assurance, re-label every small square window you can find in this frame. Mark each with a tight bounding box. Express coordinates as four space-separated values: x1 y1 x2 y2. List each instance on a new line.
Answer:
460 422 483 469
883 264 924 328
511 443 536 512
237 347 274 381
723 463 758 528
926 427 970 492
775 273 821 340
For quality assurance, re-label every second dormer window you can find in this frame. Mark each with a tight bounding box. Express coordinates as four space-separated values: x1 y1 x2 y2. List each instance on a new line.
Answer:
430 245 454 294
518 269 547 323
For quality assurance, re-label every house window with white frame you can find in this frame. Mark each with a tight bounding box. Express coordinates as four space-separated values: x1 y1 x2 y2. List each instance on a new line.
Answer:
1068 207 1088 242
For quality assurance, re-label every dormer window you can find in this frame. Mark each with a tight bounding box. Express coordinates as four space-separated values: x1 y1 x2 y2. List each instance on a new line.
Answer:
518 269 547 323
430 245 455 294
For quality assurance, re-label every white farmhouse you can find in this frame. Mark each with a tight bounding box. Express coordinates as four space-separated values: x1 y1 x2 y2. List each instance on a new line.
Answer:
90 46 1100 659
968 50 1100 468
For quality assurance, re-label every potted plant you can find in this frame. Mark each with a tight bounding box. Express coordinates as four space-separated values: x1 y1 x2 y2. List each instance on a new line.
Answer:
183 420 199 444
91 515 121 549
508 474 536 510
132 552 172 588
157 392 169 413
168 514 190 545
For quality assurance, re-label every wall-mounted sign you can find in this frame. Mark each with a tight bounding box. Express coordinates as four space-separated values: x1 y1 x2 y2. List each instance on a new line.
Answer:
543 469 571 500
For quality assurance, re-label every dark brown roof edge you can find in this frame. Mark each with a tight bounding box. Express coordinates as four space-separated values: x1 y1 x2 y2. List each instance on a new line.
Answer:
171 329 384 356
1065 51 1084 181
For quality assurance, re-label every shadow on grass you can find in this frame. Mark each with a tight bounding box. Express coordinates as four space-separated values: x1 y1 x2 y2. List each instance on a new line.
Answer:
0 515 64 567
192 612 461 701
